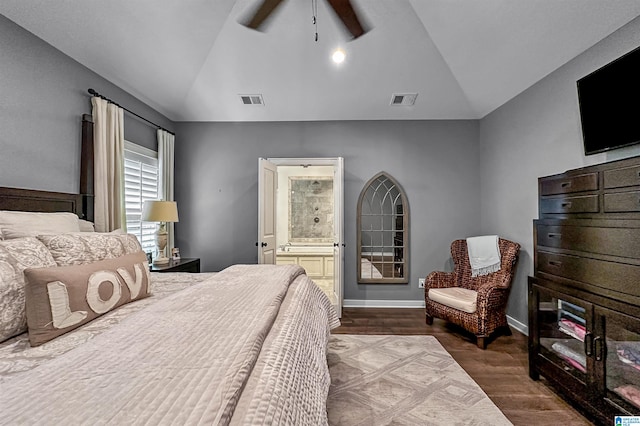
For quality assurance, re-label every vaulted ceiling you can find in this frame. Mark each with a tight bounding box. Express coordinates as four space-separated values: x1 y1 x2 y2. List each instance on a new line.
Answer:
2 1 640 122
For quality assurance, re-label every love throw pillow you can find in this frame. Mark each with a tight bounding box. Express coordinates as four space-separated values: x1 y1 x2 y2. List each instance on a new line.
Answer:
24 251 150 346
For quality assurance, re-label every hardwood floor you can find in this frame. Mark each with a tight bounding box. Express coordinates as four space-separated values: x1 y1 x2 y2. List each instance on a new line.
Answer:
332 308 595 426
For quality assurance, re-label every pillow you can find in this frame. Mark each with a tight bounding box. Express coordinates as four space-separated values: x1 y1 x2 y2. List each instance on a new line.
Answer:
0 246 27 342
0 236 58 268
0 237 57 342
36 233 143 266
24 251 150 346
78 219 95 232
120 233 143 253
0 211 81 239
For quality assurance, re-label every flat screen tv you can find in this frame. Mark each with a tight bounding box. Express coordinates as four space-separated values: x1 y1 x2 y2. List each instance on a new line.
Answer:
577 45 640 155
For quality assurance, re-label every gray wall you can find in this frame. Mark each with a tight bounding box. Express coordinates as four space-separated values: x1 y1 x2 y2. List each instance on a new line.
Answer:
478 16 640 326
5 9 640 317
174 120 480 301
0 15 174 194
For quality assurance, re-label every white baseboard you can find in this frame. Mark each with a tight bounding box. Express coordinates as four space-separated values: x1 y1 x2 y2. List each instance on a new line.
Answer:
507 315 528 336
343 299 426 308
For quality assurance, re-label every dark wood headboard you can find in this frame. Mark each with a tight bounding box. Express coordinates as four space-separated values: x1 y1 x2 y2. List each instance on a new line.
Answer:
0 186 85 218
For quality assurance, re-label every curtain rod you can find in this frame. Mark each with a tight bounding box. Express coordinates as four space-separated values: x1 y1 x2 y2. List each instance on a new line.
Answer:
88 88 175 136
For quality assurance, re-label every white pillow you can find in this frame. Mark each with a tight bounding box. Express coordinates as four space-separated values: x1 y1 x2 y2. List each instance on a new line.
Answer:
0 211 81 239
78 219 95 232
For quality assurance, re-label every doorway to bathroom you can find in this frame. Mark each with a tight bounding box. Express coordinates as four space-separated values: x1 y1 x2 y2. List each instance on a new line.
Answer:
258 157 344 317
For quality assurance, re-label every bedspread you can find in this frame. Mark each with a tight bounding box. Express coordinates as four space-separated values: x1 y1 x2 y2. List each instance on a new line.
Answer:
0 272 216 381
0 264 339 425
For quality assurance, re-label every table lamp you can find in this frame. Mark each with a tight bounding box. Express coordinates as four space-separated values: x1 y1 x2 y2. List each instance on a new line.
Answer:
141 200 179 265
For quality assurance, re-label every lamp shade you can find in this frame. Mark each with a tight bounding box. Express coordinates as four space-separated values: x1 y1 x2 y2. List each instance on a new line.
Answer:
141 200 179 223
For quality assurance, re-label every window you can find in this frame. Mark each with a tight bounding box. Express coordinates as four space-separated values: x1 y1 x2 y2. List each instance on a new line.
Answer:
124 141 160 253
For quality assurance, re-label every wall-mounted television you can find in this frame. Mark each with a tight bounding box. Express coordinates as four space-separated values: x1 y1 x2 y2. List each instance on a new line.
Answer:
577 45 640 155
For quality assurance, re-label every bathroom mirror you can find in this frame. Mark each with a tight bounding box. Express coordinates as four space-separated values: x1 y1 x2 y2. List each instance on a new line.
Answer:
357 172 409 284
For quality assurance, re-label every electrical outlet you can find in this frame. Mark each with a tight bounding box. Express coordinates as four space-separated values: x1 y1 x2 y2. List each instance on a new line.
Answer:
418 278 425 288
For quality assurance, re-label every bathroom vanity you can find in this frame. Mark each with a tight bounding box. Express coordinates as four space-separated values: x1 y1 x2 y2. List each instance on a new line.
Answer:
276 248 334 280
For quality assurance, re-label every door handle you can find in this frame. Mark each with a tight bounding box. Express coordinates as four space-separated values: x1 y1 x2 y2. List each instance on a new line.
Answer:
333 243 339 247
584 332 593 357
261 242 268 247
547 233 561 239
594 336 605 362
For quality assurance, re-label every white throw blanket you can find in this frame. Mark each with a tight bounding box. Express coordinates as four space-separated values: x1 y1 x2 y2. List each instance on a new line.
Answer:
467 235 501 277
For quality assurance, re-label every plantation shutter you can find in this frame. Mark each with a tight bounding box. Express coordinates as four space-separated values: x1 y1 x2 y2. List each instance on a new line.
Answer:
124 142 159 253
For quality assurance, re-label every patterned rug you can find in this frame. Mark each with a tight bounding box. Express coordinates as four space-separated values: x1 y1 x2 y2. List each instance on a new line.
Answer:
326 334 512 425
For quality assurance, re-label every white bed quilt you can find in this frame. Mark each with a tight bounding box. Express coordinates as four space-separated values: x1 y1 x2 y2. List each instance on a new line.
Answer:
0 264 339 425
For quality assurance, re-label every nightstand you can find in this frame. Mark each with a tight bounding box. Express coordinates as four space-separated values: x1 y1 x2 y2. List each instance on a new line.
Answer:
150 258 200 273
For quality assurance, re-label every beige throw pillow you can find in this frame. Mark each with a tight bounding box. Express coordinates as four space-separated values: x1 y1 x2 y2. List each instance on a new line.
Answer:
24 251 150 346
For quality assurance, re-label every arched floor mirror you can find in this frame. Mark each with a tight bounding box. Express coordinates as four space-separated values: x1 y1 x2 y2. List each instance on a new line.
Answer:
357 172 409 284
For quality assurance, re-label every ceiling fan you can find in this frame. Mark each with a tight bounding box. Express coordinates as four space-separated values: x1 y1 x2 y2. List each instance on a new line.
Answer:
240 0 369 40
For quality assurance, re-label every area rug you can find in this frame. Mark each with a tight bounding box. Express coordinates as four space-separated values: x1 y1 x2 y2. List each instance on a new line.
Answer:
326 334 512 425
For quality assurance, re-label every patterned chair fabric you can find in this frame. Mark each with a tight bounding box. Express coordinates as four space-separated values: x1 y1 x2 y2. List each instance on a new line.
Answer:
424 238 520 349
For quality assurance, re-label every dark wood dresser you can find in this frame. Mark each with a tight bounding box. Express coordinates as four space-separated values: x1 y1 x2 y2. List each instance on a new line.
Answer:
529 156 640 424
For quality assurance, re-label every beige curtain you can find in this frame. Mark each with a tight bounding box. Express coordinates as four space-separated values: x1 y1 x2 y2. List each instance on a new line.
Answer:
158 129 175 251
92 97 126 233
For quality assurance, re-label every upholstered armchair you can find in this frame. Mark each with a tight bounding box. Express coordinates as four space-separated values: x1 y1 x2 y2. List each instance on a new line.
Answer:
424 238 520 349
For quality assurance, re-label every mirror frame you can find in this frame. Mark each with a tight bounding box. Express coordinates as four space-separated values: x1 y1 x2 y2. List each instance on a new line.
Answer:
357 172 409 284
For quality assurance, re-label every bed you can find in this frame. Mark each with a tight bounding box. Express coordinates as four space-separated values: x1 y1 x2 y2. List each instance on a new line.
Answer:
0 186 340 424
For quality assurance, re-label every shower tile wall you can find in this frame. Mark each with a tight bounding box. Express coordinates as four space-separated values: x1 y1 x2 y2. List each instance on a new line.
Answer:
289 177 334 243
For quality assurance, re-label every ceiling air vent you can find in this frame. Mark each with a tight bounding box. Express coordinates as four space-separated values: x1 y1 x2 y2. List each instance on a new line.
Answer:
390 93 418 106
240 94 264 106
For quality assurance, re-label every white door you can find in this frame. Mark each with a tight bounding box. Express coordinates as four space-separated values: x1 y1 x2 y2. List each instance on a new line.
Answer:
333 157 344 317
265 157 344 318
258 158 277 264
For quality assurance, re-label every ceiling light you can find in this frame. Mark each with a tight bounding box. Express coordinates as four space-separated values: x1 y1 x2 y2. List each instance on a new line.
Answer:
332 49 346 64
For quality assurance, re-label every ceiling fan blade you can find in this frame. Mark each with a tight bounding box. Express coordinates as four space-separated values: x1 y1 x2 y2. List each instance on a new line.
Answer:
325 0 368 39
241 0 286 30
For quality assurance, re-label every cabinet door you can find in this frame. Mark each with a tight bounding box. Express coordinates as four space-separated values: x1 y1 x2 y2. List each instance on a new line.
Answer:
324 256 334 278
298 256 324 278
594 306 640 416
531 284 595 387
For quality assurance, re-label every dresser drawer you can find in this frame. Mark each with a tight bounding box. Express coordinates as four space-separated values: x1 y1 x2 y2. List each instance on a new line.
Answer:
604 191 640 212
537 224 640 259
539 195 599 214
604 165 640 189
539 173 598 195
537 251 640 298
